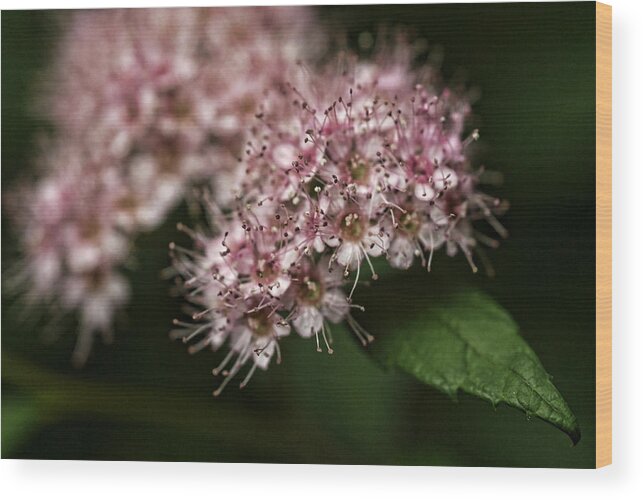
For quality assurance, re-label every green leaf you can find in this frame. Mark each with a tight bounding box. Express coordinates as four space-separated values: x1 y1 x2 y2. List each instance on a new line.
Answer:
367 286 580 444
1 394 47 457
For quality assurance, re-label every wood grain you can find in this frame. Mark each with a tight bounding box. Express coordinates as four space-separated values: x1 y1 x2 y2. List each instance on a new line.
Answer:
595 1 612 469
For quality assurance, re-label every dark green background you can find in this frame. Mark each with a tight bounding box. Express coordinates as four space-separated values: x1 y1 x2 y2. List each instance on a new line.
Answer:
2 3 596 467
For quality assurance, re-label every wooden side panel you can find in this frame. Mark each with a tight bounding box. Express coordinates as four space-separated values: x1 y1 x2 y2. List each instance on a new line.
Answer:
595 1 612 469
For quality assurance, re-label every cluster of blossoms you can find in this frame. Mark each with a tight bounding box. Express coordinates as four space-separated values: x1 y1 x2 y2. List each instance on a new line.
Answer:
171 57 507 394
7 7 507 382
8 7 317 365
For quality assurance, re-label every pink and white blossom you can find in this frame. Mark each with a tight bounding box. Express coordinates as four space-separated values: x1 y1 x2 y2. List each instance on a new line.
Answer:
9 7 317 364
171 49 506 392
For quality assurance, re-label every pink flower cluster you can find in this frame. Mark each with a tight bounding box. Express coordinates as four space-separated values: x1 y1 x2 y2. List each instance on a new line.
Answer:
8 7 506 381
171 57 507 394
9 7 317 365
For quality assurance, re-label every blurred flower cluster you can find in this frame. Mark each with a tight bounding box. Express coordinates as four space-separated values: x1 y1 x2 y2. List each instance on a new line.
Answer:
8 7 505 384
7 7 318 365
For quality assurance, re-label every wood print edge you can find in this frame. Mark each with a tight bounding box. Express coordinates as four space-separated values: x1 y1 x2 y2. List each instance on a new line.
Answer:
595 1 612 469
